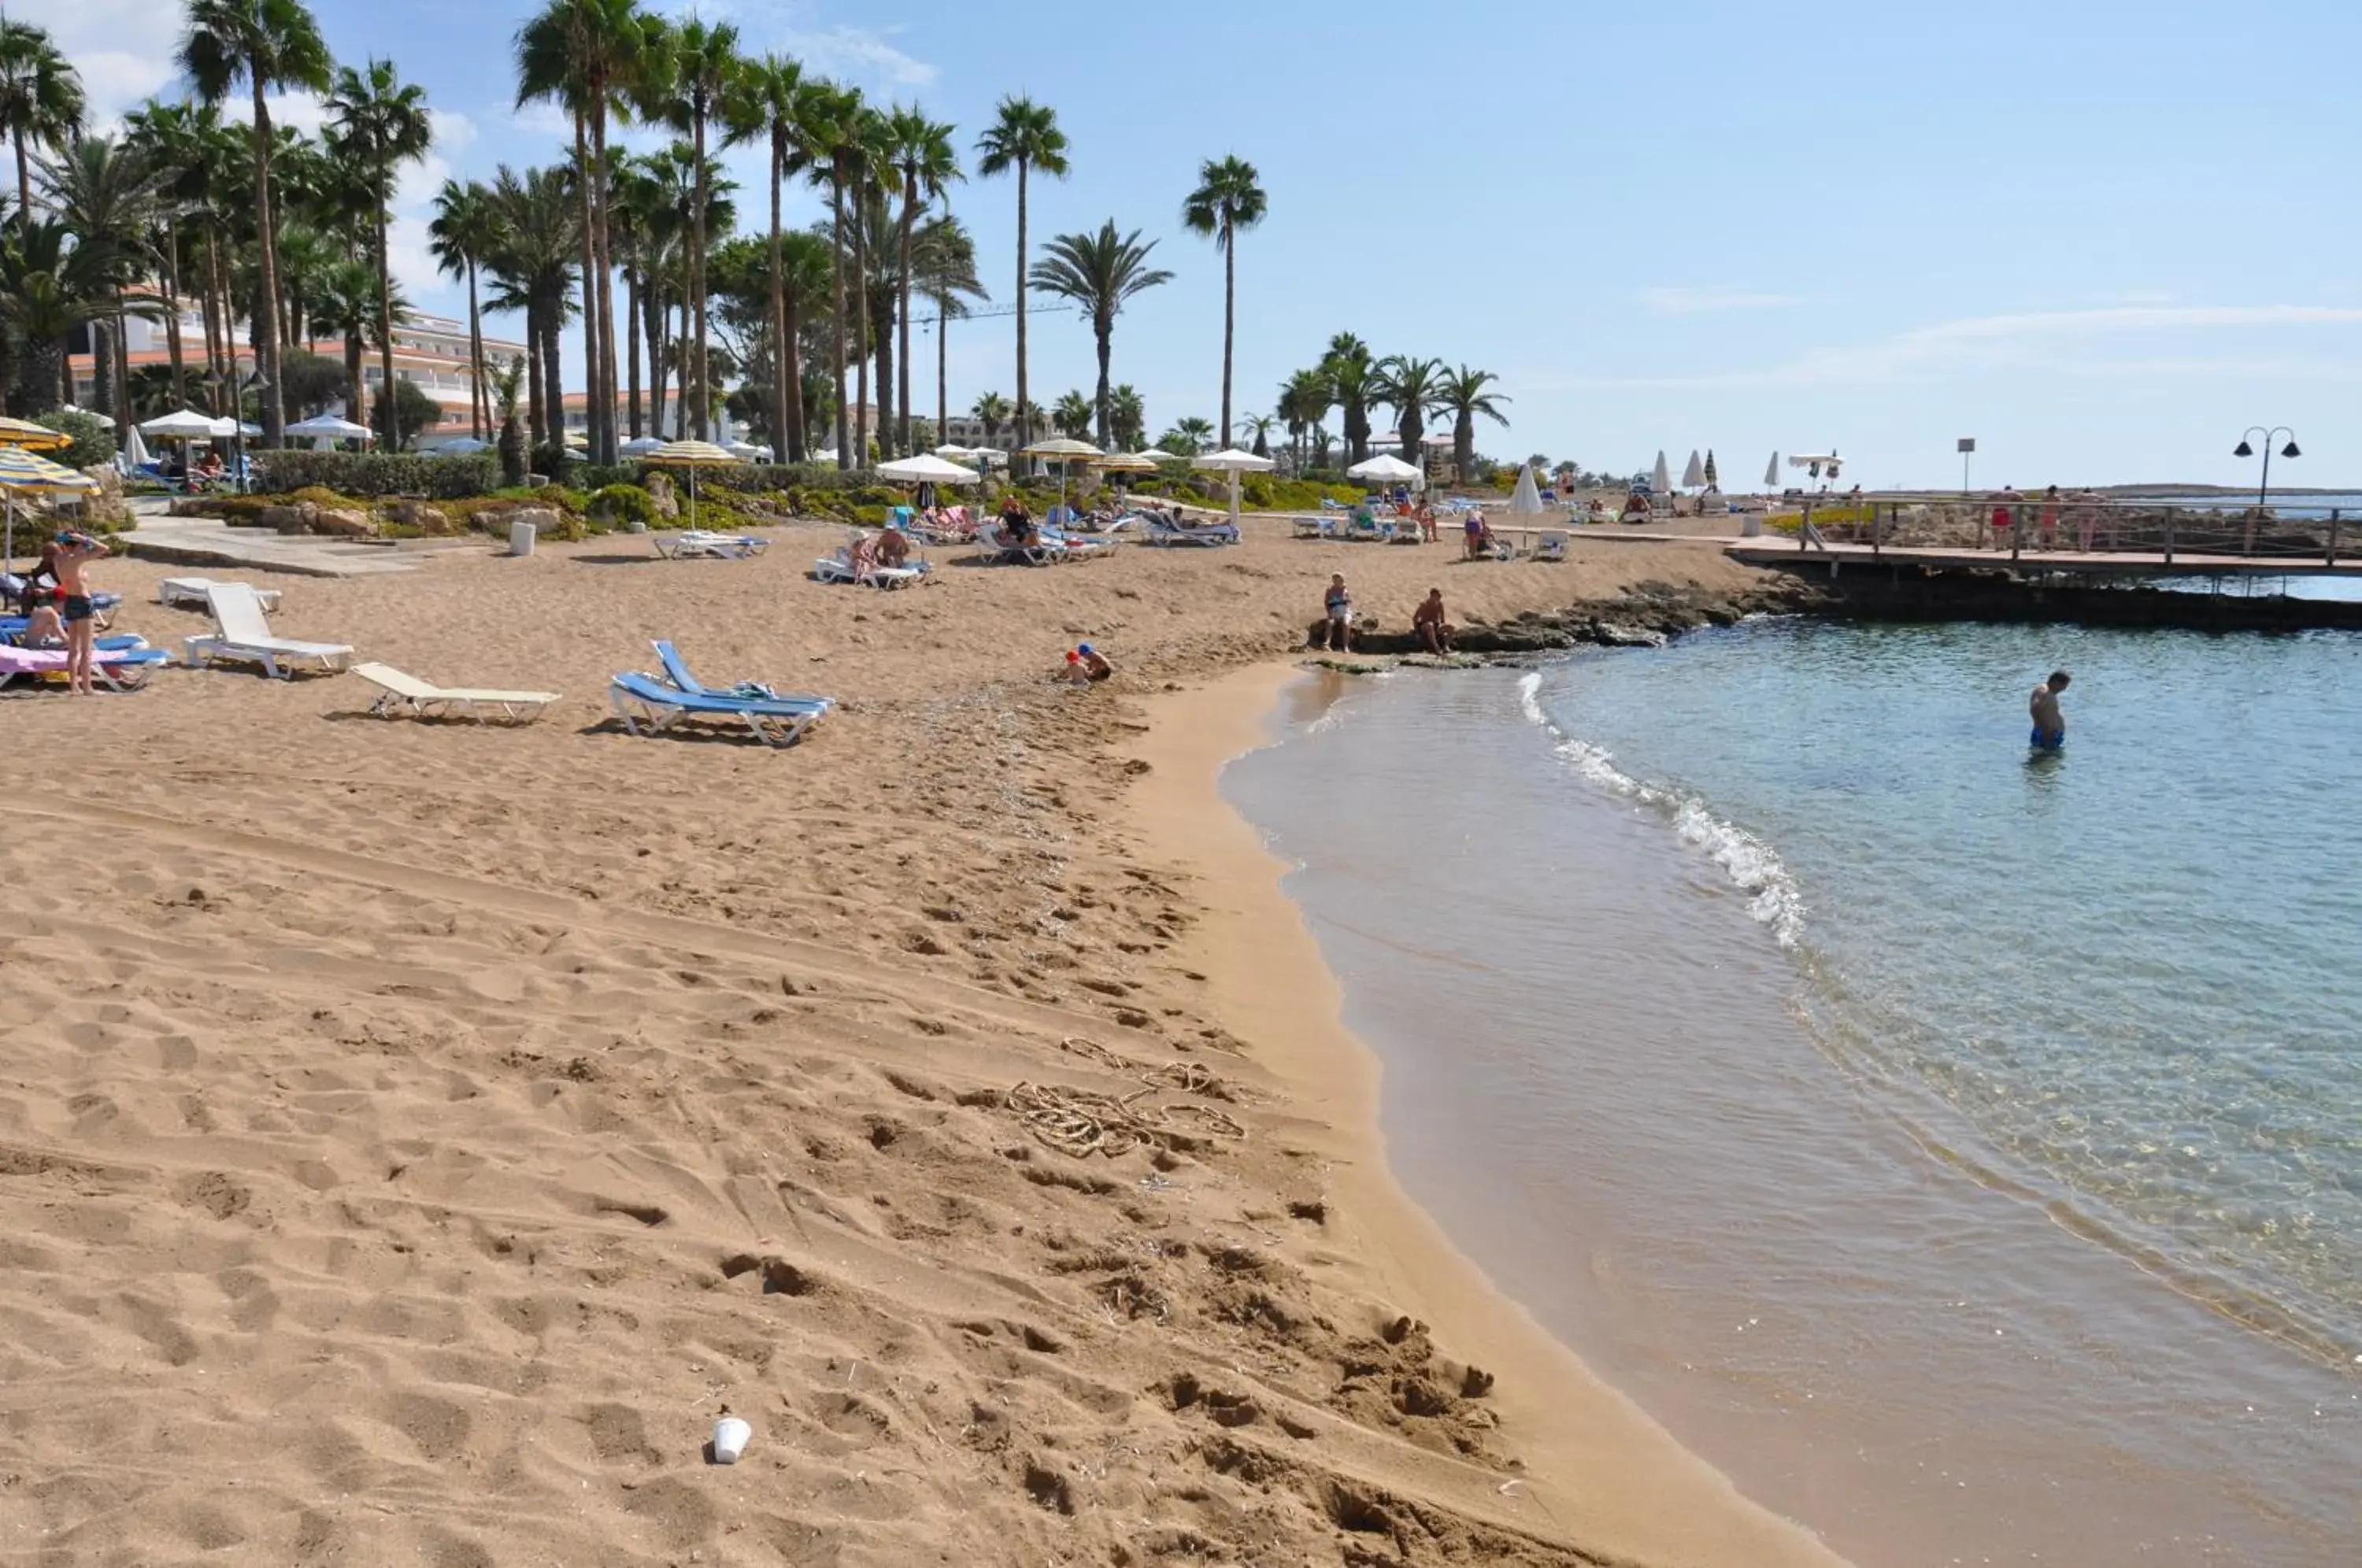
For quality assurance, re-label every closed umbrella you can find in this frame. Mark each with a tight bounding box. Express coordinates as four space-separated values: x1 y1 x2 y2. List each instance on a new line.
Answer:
1764 451 1780 489
123 426 151 471
0 446 97 568
1506 463 1546 516
1192 447 1275 527
1653 450 1672 495
1703 449 1719 488
1682 450 1705 490
642 439 742 529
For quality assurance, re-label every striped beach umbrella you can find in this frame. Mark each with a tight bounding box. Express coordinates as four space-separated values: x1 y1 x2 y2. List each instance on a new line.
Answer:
0 416 69 452
642 439 744 529
0 446 97 567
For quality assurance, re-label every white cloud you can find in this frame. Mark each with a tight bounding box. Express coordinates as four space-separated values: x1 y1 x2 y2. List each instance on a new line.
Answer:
1567 304 2362 391
668 1 938 88
40 1 186 123
1639 285 1801 316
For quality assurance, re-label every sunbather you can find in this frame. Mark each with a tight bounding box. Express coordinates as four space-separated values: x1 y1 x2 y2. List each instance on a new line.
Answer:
1463 511 1500 560
997 495 1036 546
20 598 65 649
875 527 912 569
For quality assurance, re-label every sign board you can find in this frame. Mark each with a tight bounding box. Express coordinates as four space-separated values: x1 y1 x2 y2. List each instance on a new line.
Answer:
1957 438 1976 453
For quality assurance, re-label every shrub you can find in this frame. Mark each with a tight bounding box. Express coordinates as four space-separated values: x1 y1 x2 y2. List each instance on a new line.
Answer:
251 449 498 499
587 483 655 526
35 409 115 471
529 442 573 484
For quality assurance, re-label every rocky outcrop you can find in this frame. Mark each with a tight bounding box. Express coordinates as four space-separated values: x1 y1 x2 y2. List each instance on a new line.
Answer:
311 508 374 538
1305 580 1815 658
645 472 679 519
384 498 453 534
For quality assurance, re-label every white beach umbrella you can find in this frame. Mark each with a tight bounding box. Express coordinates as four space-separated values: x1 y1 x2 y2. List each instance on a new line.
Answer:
140 408 224 439
876 453 981 484
932 443 973 460
1020 436 1101 515
436 436 491 454
1764 451 1781 489
1507 463 1546 516
1653 450 1672 494
122 425 150 470
1682 449 1705 490
619 435 665 457
287 412 373 447
1346 453 1421 484
1194 446 1276 526
1133 447 1179 464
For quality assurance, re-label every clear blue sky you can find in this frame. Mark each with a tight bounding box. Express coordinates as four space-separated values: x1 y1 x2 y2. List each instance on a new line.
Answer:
46 0 2362 485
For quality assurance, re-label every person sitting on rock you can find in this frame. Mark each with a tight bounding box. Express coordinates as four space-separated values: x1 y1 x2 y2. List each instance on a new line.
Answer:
1412 588 1454 654
1323 575 1353 652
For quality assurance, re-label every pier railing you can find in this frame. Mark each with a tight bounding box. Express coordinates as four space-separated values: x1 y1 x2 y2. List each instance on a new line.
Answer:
1777 494 2349 569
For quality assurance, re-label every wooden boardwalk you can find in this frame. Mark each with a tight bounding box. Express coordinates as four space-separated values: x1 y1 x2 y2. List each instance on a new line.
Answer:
1727 540 2362 579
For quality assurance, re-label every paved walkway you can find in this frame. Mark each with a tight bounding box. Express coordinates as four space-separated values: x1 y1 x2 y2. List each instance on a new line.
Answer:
123 506 474 579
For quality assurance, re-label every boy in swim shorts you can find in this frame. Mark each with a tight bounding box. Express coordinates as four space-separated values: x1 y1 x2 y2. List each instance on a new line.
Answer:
48 531 109 695
2029 670 2069 749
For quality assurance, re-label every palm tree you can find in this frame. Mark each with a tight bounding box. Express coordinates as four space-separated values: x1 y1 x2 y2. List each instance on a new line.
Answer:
1373 353 1447 473
847 107 890 464
767 226 833 456
1053 390 1092 439
802 80 864 467
1319 333 1375 465
0 21 83 231
1277 366 1332 470
1435 364 1510 482
1026 220 1171 449
120 102 217 412
1108 384 1145 450
975 95 1068 451
327 58 431 449
885 106 959 460
609 152 676 437
481 162 580 452
657 17 738 441
310 255 382 423
179 0 333 446
0 220 118 412
1180 155 1265 448
36 135 168 435
970 390 1009 452
1239 411 1278 459
516 0 664 465
429 179 494 438
913 213 983 448
725 52 814 461
1160 416 1213 457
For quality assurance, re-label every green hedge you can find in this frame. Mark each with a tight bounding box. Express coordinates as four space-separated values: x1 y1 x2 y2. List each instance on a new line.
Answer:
37 409 116 470
251 449 499 499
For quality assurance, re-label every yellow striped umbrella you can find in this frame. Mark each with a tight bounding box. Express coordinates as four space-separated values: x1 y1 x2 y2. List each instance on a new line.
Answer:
0 446 96 566
0 416 69 452
640 440 745 529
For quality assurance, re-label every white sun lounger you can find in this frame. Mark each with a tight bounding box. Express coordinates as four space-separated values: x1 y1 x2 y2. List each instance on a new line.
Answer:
157 576 281 613
183 582 354 679
653 529 769 560
351 662 561 723
813 544 924 588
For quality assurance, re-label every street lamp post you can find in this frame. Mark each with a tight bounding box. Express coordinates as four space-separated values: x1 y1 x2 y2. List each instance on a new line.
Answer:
2234 427 2298 554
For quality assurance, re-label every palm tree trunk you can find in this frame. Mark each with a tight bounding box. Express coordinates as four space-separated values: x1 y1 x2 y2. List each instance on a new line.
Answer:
10 126 28 229
1013 159 1029 449
249 71 285 446
569 116 601 460
897 172 916 459
344 328 364 429
872 283 890 464
112 294 132 440
543 317 564 458
625 268 642 440
768 131 791 464
199 231 224 411
590 102 618 465
853 194 870 464
935 286 948 449
828 168 849 468
375 172 401 450
465 258 486 439
161 219 187 412
689 113 708 441
645 278 665 438
1093 320 1111 449
1220 232 1235 449
782 284 805 464
1455 415 1472 486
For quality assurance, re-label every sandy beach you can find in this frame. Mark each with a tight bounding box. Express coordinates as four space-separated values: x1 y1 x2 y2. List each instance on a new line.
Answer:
0 517 1836 1565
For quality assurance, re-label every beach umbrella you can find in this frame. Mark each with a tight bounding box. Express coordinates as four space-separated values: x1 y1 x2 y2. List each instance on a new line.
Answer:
141 408 224 439
1653 450 1672 494
642 438 742 529
619 435 665 457
123 426 150 471
1133 447 1179 464
1703 449 1719 488
1020 436 1102 516
1764 451 1780 489
1346 453 1421 486
876 453 981 485
286 412 373 448
1193 447 1275 527
1096 453 1157 473
1682 449 1705 490
0 446 97 568
932 443 974 460
0 416 68 452
1507 463 1546 516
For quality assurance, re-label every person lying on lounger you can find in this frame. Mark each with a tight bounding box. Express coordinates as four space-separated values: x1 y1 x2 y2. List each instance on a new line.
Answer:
20 597 66 649
997 495 1037 546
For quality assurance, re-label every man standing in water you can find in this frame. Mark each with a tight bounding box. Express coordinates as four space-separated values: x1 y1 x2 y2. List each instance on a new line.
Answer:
2030 670 2070 750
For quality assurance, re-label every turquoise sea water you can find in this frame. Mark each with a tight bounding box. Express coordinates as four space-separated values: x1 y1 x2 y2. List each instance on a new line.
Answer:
1225 623 2362 1565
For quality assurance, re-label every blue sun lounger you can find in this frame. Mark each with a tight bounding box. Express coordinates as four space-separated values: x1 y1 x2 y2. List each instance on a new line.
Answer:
608 670 831 747
650 639 834 707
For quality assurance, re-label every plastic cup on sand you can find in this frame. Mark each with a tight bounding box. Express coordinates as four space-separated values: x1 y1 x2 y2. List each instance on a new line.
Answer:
713 1415 752 1464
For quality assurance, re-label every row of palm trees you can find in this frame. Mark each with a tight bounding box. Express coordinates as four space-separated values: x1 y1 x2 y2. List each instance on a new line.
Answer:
1275 335 1511 480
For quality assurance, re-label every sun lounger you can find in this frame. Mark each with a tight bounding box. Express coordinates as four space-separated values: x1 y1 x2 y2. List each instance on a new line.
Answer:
650 638 835 712
0 643 166 692
1343 513 1388 542
653 529 769 560
1142 514 1238 547
609 669 829 747
813 543 924 589
978 526 1059 566
183 582 354 679
1293 514 1339 539
1039 524 1113 560
157 576 281 613
351 661 561 723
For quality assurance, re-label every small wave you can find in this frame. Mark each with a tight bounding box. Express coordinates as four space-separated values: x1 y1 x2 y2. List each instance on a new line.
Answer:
1517 672 1805 944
